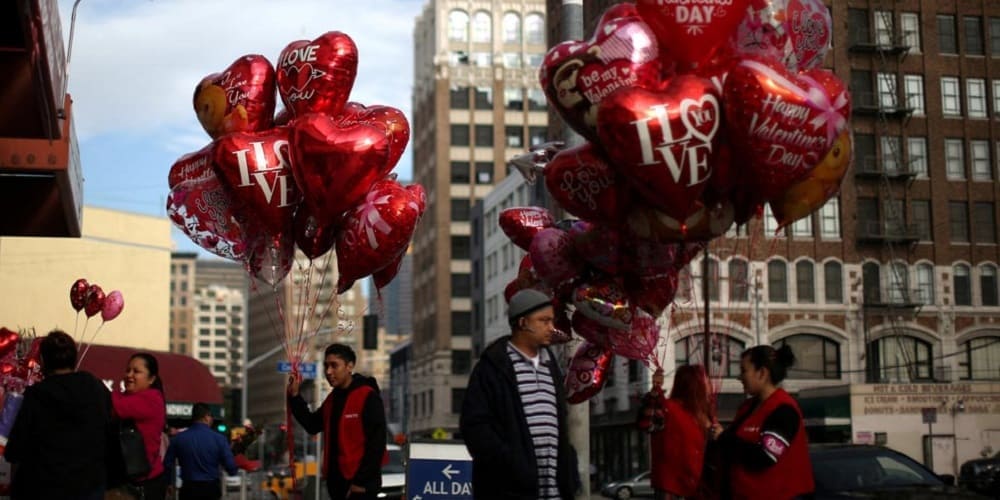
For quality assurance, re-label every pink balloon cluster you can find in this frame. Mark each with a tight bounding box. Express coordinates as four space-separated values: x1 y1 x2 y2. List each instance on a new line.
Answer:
69 278 124 322
167 32 425 292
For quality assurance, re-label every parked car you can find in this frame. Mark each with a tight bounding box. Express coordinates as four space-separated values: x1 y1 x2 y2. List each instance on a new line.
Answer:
600 470 653 499
810 444 989 499
380 444 405 499
959 451 1000 496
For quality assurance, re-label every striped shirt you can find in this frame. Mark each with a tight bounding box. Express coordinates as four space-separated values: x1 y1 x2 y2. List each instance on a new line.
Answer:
507 343 561 500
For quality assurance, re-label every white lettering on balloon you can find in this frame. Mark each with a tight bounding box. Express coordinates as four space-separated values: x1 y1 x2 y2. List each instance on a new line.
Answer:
559 164 613 210
219 71 249 108
279 44 322 103
231 140 295 207
630 96 718 187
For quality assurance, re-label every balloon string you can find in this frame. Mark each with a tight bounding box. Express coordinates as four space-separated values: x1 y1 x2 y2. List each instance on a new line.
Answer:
311 251 342 344
293 258 313 361
304 251 336 355
73 312 80 340
286 400 297 493
75 321 106 370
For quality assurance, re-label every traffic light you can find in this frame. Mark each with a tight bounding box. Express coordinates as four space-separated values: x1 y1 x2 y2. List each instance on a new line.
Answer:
216 423 228 433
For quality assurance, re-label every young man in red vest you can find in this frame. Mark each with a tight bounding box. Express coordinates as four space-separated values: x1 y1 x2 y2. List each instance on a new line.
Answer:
287 343 387 499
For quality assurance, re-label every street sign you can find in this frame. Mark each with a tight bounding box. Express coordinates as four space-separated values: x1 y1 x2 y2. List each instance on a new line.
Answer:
407 441 473 500
921 407 937 424
277 361 317 379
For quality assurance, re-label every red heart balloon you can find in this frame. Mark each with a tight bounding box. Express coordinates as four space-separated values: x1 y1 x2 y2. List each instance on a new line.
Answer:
597 74 721 220
372 252 405 291
168 144 215 189
85 284 105 318
544 144 630 223
336 179 425 293
276 32 358 117
539 6 662 143
627 270 679 318
194 55 276 139
70 278 89 312
566 341 614 404
637 0 750 68
724 56 850 201
290 113 395 228
292 204 339 260
498 207 555 251
338 102 410 172
214 127 298 234
0 328 19 359
606 308 660 361
568 221 622 275
167 173 250 261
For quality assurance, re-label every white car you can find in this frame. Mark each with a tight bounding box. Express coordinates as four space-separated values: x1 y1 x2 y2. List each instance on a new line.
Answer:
379 444 405 499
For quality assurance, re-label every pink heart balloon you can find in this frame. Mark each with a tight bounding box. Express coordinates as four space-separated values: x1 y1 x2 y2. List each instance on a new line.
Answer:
101 290 124 322
606 308 660 362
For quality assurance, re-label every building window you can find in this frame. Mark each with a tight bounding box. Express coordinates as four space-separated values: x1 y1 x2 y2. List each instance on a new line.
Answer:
474 87 493 109
941 77 961 116
820 198 841 239
863 262 882 303
907 137 927 177
449 10 469 42
888 262 909 304
824 261 843 303
472 11 491 43
775 335 841 379
452 350 471 375
901 12 921 51
968 78 987 118
451 273 471 298
916 263 935 305
791 215 813 238
955 264 972 305
855 133 875 172
881 135 901 174
874 10 893 46
950 202 969 242
960 337 1000 380
524 13 545 44
474 125 493 147
972 140 992 180
992 18 1000 55
903 75 925 114
965 16 984 55
448 51 469 66
945 138 965 179
450 161 470 183
851 70 874 108
502 12 521 44
848 9 871 45
528 126 548 146
796 261 815 303
501 52 521 68
452 311 471 335
938 15 957 54
981 265 998 306
877 72 897 108
675 334 746 378
911 200 932 241
451 199 470 221
504 88 523 110
768 260 788 303
705 258 720 301
451 124 470 146
451 236 470 260
475 162 493 183
527 89 547 111
994 81 1000 116
729 259 749 302
471 52 492 66
763 205 781 236
526 53 544 68
505 126 523 148
974 202 997 243
451 388 466 414
869 336 932 382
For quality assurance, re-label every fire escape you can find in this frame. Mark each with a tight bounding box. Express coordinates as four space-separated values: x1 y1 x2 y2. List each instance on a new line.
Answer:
849 4 925 383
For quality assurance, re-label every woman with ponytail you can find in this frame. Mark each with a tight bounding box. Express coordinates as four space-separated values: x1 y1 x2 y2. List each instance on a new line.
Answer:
711 345 814 500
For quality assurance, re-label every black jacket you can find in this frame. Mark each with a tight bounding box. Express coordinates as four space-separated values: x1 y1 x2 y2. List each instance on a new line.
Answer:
459 336 577 499
5 370 112 499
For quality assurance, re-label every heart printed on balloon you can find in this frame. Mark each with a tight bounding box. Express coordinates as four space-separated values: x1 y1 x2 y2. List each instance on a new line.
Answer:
545 144 630 223
729 0 832 71
597 74 721 220
566 341 614 404
214 126 298 234
338 102 411 171
168 144 215 189
539 6 661 143
276 32 358 117
194 55 277 139
637 0 750 68
291 113 395 228
167 173 249 261
724 57 850 201
499 207 555 251
336 179 425 293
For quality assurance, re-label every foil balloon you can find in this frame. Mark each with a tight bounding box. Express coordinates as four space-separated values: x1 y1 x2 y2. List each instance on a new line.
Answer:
167 144 215 189
499 207 555 251
245 229 294 287
573 280 634 331
551 300 574 345
571 310 614 348
70 278 89 312
566 341 614 404
291 112 395 228
636 0 750 68
373 253 405 291
627 270 679 318
539 4 662 143
274 107 291 127
276 31 358 117
292 205 339 260
336 180 425 294
213 126 298 234
724 56 850 202
194 54 277 139
101 290 125 322
338 102 411 172
606 308 660 362
770 129 852 227
729 0 832 71
568 221 622 275
597 74 721 221
625 200 735 242
544 144 630 223
167 173 249 261
0 329 19 359
84 284 105 318
529 227 583 293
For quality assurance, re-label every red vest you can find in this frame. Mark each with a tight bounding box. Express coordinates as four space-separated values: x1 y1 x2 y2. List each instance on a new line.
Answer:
729 389 814 500
322 385 373 479
650 399 706 496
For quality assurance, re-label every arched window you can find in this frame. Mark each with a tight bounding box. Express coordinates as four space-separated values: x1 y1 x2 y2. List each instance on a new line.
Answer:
888 261 909 304
868 336 932 382
981 264 998 306
524 13 545 44
706 258 720 301
768 260 788 302
863 262 882 304
675 334 746 378
502 12 521 44
448 10 470 42
775 335 841 379
916 263 935 305
824 261 843 303
729 258 749 302
676 267 692 301
960 336 1000 380
472 11 492 43
954 264 972 305
796 261 815 303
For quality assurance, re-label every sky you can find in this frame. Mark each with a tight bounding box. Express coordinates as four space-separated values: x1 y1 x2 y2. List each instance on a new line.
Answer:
57 0 425 255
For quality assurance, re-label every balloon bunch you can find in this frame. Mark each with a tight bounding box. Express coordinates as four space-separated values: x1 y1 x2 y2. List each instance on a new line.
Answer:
69 278 125 368
0 329 43 454
510 0 850 404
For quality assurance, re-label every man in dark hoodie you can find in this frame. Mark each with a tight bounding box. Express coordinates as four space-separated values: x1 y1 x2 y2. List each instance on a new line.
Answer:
5 329 112 499
287 343 386 499
460 289 578 499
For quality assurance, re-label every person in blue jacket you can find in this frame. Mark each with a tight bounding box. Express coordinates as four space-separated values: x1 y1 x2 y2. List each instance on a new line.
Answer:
164 402 238 500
